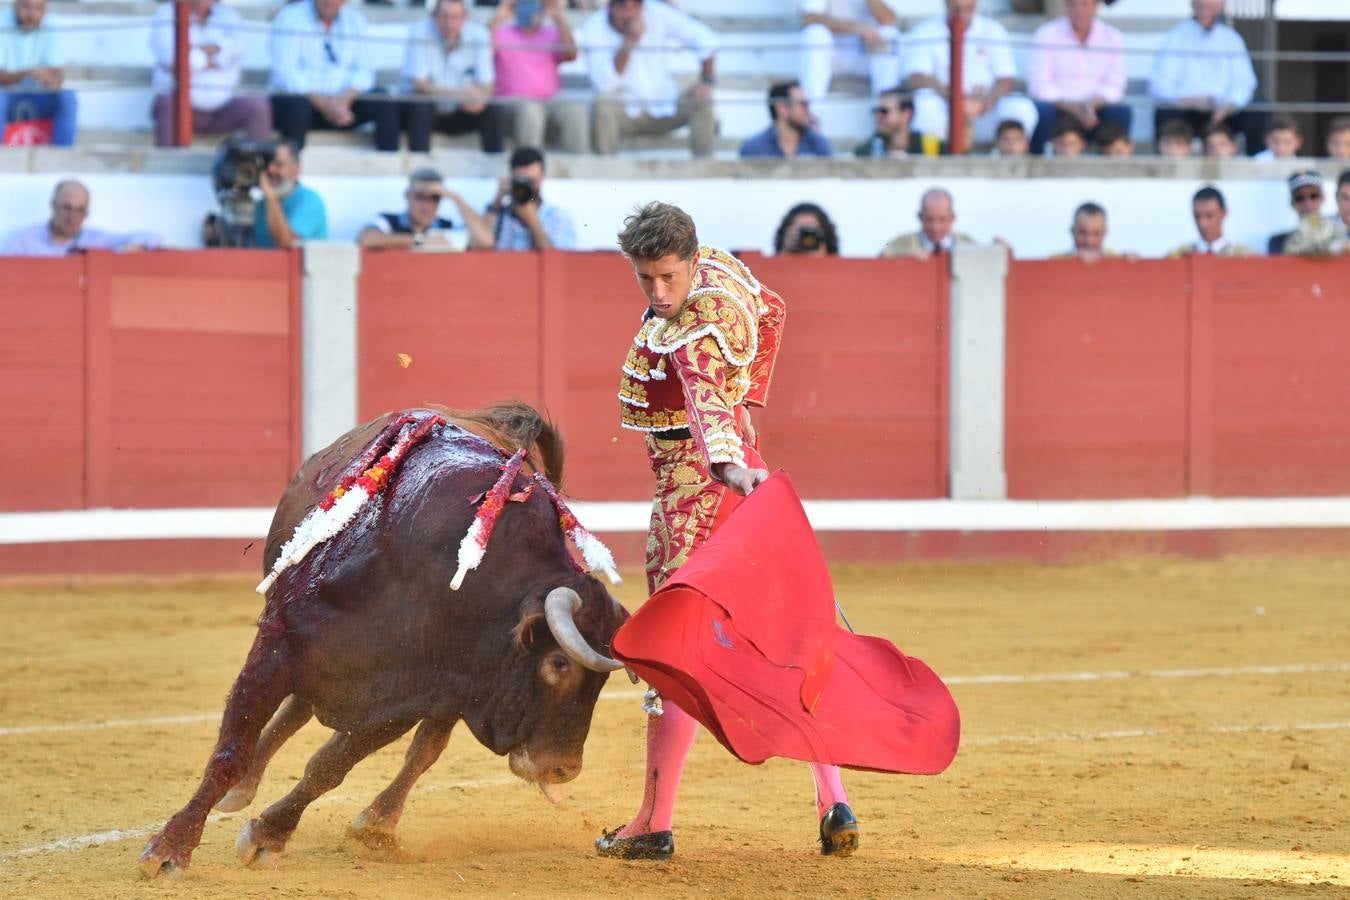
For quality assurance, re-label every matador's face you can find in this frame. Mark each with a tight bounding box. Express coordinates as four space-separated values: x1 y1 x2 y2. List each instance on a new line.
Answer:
631 253 695 320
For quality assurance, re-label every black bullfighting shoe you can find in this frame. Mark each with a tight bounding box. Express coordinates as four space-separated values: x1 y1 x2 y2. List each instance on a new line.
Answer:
595 828 675 861
819 803 860 856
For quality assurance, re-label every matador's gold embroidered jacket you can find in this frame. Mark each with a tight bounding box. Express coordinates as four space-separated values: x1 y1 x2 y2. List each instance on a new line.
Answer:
618 246 785 469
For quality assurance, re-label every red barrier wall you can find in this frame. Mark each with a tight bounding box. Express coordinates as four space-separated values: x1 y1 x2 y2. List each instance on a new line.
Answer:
358 251 950 500
0 250 303 513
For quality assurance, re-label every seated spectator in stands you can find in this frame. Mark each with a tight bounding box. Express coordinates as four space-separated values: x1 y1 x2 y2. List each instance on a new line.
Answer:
1269 170 1324 255
1326 117 1350 163
880 188 975 258
358 167 492 251
269 0 402 152
491 0 587 153
798 0 901 105
740 81 832 159
253 141 327 248
2 179 160 255
1050 117 1087 157
992 119 1029 157
773 202 839 256
856 88 942 158
1252 113 1302 161
902 0 1038 151
1149 0 1260 157
1054 202 1118 262
405 0 505 154
1027 0 1130 156
483 146 576 250
150 0 271 148
1156 118 1195 157
1096 121 1133 156
581 0 716 158
0 0 76 146
1284 169 1348 256
1203 122 1238 158
1168 185 1253 256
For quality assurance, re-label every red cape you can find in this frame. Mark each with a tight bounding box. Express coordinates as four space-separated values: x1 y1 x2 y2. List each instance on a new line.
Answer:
612 472 960 775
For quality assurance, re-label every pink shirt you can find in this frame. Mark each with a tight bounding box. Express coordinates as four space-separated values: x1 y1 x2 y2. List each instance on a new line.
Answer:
493 23 566 99
1028 17 1126 104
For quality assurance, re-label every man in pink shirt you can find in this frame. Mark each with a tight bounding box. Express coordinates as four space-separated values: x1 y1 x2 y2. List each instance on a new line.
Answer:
1027 0 1131 154
492 0 587 153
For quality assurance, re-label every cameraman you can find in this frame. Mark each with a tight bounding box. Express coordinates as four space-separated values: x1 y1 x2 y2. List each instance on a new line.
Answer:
254 141 328 249
484 147 576 251
772 202 840 256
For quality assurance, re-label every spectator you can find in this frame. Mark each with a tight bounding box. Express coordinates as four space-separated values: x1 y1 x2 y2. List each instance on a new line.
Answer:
490 0 587 153
1284 169 1347 256
405 0 506 154
253 140 327 248
1149 0 1259 157
269 0 402 152
1326 116 1350 162
902 0 1038 151
1167 185 1253 256
1252 113 1302 161
1027 0 1130 156
856 88 942 158
2 180 160 255
1268 170 1324 255
581 0 716 158
1096 121 1133 156
1203 122 1238 158
773 202 839 255
358 167 493 251
1156 118 1195 157
1054 201 1117 262
798 0 902 105
993 119 1029 157
149 0 271 148
740 81 832 159
0 0 76 146
880 188 974 258
1050 116 1087 157
484 146 576 250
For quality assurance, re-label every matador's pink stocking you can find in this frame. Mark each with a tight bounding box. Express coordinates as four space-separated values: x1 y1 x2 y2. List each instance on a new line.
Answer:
614 700 700 838
810 763 849 818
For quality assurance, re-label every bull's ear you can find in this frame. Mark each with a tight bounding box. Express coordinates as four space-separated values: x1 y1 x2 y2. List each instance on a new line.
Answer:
512 596 546 649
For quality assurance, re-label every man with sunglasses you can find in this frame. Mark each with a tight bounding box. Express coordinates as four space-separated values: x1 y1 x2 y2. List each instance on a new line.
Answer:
580 0 717 157
855 87 942 158
1269 171 1326 256
269 0 403 153
1283 170 1348 257
739 81 832 159
358 168 492 252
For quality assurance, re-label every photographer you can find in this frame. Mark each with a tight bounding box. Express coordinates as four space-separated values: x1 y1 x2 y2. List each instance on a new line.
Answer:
772 202 839 256
254 141 328 249
484 146 576 251
358 168 493 251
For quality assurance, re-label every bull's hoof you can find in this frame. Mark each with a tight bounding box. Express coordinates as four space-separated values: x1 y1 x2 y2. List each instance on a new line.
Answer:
215 783 258 813
819 803 860 857
235 819 284 869
347 810 401 851
138 834 189 880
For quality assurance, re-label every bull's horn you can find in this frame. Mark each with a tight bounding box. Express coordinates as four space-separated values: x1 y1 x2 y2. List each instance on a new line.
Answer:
544 587 625 672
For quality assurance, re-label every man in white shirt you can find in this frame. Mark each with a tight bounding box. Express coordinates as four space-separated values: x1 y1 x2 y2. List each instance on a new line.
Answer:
580 0 717 157
403 0 505 153
269 0 403 152
149 0 271 148
900 0 1038 149
798 0 902 105
1148 0 1259 156
0 0 76 146
1027 0 1130 155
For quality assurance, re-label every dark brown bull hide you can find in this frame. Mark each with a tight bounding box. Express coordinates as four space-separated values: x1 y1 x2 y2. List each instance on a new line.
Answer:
139 405 628 878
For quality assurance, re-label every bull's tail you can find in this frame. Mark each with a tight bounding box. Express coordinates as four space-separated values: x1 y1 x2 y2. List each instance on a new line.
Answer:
448 401 566 491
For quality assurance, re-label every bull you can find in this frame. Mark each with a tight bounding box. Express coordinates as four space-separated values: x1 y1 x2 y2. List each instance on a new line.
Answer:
139 404 629 878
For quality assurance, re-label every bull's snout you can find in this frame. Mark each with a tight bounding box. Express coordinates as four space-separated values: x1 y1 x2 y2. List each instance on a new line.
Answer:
508 747 581 785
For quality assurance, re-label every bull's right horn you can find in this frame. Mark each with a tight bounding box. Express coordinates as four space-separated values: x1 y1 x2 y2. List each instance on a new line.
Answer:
544 587 625 673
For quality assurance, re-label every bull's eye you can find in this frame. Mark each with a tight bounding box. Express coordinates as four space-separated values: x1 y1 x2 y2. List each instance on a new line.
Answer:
540 651 572 687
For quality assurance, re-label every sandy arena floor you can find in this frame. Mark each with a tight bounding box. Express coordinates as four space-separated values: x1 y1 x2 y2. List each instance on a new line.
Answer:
1 557 1348 898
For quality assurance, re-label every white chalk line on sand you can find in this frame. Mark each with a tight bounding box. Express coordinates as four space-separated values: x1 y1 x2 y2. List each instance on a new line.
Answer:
8 718 1350 864
5 661 1349 739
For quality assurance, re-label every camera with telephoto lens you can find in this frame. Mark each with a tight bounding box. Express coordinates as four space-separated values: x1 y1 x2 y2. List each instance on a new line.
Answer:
204 137 277 247
790 225 825 254
509 175 539 207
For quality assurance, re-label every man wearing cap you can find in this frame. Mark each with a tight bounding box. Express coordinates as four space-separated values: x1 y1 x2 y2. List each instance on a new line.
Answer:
1284 170 1348 256
358 168 493 251
1269 171 1327 256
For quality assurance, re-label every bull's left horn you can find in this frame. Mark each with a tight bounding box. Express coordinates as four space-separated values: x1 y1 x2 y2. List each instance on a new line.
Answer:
544 587 625 672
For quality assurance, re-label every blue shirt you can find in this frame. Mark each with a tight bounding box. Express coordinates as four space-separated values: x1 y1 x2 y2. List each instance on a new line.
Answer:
492 201 576 251
253 183 328 248
739 126 833 159
269 0 374 95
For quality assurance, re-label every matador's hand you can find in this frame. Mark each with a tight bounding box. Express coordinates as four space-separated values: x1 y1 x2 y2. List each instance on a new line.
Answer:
721 464 769 497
